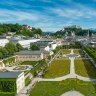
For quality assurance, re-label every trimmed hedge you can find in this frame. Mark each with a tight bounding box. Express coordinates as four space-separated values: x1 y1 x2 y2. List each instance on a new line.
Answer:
84 47 96 62
0 78 16 96
0 78 16 92
0 92 16 96
20 61 37 66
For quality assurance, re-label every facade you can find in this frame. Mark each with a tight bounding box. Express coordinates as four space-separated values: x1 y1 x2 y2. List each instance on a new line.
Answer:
0 72 25 93
43 50 53 58
15 50 44 61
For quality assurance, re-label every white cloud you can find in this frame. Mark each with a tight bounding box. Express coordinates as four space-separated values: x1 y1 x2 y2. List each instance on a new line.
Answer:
0 9 40 22
48 3 96 19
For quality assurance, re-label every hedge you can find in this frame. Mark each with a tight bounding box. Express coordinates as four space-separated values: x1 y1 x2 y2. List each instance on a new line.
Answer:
0 92 16 96
20 61 37 66
0 78 16 92
84 47 96 62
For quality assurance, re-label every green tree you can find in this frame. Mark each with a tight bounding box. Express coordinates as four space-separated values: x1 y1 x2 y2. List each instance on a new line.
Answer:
30 44 40 50
16 43 23 51
5 42 17 55
0 52 3 59
0 48 8 58
20 29 31 36
32 28 43 36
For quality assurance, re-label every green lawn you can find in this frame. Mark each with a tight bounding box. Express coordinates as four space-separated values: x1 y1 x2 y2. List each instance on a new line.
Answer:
30 79 96 96
25 76 31 86
61 49 71 54
75 59 96 78
20 61 38 66
44 60 70 78
73 50 80 54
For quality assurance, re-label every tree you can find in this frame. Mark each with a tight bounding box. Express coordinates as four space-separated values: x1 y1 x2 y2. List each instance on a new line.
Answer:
16 43 23 51
20 29 31 36
32 28 43 36
30 44 40 50
5 42 17 55
0 52 3 59
0 48 8 58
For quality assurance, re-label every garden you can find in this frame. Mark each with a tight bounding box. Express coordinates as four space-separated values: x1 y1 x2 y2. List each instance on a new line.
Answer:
73 49 80 54
30 78 96 96
56 50 71 59
75 59 96 78
13 65 30 71
60 49 71 54
44 60 70 78
20 61 38 66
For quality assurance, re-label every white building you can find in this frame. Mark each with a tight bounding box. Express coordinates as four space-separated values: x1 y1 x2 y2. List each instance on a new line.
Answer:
18 39 40 49
0 39 9 47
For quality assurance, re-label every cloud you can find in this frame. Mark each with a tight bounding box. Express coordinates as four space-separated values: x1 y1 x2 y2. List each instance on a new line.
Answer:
48 3 96 20
0 0 96 31
0 9 41 22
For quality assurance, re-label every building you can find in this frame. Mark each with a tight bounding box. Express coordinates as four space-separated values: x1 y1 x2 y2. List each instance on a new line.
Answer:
0 39 9 47
43 50 53 58
22 25 32 31
18 39 40 49
30 39 57 51
6 32 16 39
64 25 81 30
15 50 44 61
0 72 25 94
87 41 96 48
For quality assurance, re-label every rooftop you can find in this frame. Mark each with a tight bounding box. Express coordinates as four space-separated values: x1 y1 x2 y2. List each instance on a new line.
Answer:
15 50 42 55
0 72 22 78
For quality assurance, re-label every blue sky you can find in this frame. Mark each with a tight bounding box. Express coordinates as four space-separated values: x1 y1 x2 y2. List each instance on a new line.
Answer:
0 0 96 32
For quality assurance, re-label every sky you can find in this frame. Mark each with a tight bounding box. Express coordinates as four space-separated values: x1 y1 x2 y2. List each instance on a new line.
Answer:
0 0 96 32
